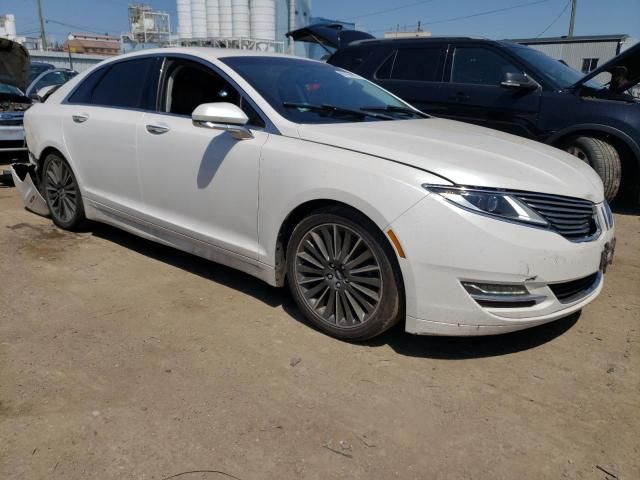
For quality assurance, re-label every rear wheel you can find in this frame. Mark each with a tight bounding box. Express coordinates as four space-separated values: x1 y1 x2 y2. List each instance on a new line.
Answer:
286 209 403 341
42 153 86 230
564 136 622 201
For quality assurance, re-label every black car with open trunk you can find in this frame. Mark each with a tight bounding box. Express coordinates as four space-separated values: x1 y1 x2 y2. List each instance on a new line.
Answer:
289 25 640 202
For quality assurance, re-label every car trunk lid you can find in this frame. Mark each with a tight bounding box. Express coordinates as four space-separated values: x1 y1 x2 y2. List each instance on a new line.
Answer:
286 24 375 54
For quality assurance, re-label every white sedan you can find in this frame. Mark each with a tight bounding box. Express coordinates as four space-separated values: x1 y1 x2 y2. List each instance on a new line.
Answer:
23 48 615 341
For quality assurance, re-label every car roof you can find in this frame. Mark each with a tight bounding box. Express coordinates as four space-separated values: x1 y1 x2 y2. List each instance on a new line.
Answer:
346 36 500 48
110 47 316 64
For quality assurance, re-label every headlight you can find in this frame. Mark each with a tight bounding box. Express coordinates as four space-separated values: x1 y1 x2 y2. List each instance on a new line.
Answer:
424 185 549 226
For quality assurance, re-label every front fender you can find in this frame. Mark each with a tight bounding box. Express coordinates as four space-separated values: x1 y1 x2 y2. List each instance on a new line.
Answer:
257 135 449 267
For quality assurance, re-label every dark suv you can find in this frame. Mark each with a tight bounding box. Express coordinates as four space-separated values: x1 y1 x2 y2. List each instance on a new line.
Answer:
288 25 640 201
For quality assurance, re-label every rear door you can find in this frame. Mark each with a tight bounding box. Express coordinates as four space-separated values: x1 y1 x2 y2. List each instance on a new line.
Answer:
439 45 542 137
62 57 160 214
370 44 448 115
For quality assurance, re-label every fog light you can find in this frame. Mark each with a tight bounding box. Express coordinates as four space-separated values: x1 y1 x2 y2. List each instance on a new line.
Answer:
462 282 529 296
461 282 545 308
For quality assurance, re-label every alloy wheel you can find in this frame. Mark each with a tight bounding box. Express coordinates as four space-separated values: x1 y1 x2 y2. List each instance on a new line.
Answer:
566 145 588 162
293 223 383 328
45 157 78 223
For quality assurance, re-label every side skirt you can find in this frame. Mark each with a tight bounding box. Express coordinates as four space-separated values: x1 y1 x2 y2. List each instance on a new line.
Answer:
85 199 279 287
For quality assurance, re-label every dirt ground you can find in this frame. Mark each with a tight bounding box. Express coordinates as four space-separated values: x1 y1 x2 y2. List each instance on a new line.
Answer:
1 169 639 480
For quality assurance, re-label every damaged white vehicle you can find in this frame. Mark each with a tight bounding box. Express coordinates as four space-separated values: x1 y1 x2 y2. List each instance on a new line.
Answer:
20 48 615 341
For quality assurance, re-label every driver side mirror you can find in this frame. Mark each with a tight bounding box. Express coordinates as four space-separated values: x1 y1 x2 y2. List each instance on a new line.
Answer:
192 102 253 140
500 72 539 91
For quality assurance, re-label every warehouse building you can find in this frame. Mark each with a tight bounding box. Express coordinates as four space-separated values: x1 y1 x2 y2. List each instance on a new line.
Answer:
511 34 637 75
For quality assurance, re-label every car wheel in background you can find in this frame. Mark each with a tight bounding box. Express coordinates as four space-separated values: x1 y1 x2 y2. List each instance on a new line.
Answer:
42 152 86 230
565 136 622 201
287 208 403 341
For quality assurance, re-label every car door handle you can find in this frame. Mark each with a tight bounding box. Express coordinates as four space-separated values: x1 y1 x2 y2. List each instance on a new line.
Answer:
72 114 89 123
146 124 170 135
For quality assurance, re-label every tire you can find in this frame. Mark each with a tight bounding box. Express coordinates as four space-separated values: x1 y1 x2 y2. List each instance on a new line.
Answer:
41 152 86 230
286 207 403 341
564 136 622 201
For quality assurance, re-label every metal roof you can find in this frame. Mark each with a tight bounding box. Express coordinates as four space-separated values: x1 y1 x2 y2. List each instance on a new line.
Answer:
509 34 630 45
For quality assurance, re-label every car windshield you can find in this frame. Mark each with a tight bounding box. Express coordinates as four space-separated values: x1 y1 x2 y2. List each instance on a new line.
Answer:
221 56 424 124
507 45 604 90
0 83 24 96
28 64 53 84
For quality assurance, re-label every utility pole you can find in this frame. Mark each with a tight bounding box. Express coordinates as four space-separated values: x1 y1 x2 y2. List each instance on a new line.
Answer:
37 0 48 50
568 0 577 38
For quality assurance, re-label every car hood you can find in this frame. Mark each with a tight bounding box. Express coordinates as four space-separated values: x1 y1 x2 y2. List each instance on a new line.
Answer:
0 38 30 92
572 41 640 93
296 118 604 203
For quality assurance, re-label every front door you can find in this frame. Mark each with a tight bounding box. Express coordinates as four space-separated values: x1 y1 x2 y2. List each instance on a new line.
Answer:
439 45 542 138
136 57 268 259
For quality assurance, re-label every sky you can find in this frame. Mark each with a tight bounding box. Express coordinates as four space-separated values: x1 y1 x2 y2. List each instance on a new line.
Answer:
4 0 640 43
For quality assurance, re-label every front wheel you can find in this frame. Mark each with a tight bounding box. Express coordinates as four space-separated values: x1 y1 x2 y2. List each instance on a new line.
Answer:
565 136 622 201
286 209 403 341
42 153 86 230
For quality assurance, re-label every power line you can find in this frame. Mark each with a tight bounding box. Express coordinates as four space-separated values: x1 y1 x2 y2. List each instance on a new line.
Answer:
536 0 571 37
45 19 113 35
422 0 551 25
369 0 552 34
343 0 438 21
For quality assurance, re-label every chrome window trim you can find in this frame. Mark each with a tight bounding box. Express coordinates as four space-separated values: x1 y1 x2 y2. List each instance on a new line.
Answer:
62 52 280 135
62 55 161 111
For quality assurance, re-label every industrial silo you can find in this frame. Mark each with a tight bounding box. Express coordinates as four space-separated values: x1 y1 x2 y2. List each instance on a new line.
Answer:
250 0 276 41
219 0 233 37
205 0 220 37
232 0 251 38
191 0 208 38
176 0 193 39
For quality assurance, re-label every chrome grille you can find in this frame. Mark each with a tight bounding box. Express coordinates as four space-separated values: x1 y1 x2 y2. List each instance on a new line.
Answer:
515 192 597 241
0 119 23 126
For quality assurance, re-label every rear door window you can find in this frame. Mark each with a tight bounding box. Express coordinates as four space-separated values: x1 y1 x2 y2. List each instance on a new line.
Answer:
450 47 521 86
330 49 372 73
67 57 159 110
376 47 445 82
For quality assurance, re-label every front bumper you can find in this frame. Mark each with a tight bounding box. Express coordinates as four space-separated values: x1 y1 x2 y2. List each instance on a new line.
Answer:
390 193 615 336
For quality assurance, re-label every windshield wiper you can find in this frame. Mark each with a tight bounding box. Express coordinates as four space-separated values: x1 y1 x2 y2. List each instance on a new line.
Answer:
360 105 429 118
283 102 393 120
